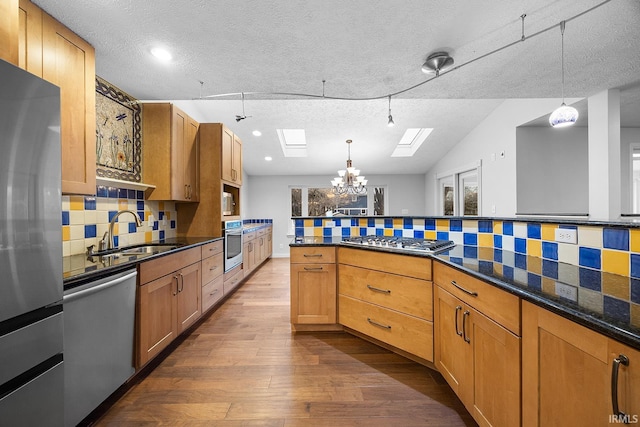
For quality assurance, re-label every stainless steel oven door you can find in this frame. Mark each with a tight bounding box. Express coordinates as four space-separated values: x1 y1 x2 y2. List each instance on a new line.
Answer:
224 228 243 272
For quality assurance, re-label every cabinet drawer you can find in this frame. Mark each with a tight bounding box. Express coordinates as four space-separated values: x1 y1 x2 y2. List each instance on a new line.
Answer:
338 264 432 320
138 247 201 284
338 247 431 280
433 261 520 335
201 252 223 284
290 246 336 264
201 240 223 258
223 268 244 295
244 231 256 242
257 228 266 237
339 295 433 362
202 276 224 312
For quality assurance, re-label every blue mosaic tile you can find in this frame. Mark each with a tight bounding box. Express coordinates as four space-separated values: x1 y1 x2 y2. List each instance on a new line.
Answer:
479 261 493 275
96 185 108 197
108 210 117 222
118 188 128 199
542 260 559 280
342 227 350 237
603 296 630 324
579 267 602 291
559 224 577 230
579 247 601 269
463 233 478 246
515 253 527 270
528 273 542 290
159 230 165 240
136 190 144 200
295 219 303 227
113 236 119 247
403 218 413 228
108 187 118 198
360 227 367 236
503 221 514 236
393 229 402 237
463 246 477 259
515 238 527 254
384 218 393 228
478 220 493 233
376 228 384 236
503 265 514 280
314 218 322 227
451 257 464 266
84 224 96 238
128 222 137 233
334 219 341 226
83 197 96 210
414 230 424 239
631 278 640 304
171 220 176 229
494 249 503 263
62 211 70 226
493 235 502 249
322 236 333 243
323 227 331 237
631 254 640 279
152 221 159 231
158 211 164 220
425 219 436 230
603 228 629 251
137 211 144 222
527 223 541 239
437 231 449 240
368 218 375 227
450 220 462 232
295 227 303 237
542 241 559 260
137 201 144 211
127 189 136 199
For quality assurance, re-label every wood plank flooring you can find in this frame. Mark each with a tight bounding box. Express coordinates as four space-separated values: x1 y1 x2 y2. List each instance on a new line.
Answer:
95 258 477 426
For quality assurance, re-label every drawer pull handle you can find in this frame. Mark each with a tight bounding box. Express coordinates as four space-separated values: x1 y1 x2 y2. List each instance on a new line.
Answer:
303 254 323 257
210 289 219 296
451 280 478 297
462 310 471 343
209 266 218 271
367 284 391 294
304 267 323 271
367 317 391 330
611 353 630 419
455 305 463 336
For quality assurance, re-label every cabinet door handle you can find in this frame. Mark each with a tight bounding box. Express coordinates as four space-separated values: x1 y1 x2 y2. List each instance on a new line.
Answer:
451 280 478 297
172 275 179 296
455 305 463 336
178 273 184 293
611 353 630 419
367 317 391 330
462 310 471 343
303 254 322 257
304 267 323 271
367 284 391 294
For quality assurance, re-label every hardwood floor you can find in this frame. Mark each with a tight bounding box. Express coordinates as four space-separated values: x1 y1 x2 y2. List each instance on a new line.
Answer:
95 258 477 426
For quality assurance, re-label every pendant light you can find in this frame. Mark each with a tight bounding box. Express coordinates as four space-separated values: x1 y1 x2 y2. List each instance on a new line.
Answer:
331 140 367 195
387 95 395 127
549 21 579 128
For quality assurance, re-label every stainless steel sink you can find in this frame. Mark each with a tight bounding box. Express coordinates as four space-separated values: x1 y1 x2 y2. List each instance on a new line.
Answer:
88 244 179 261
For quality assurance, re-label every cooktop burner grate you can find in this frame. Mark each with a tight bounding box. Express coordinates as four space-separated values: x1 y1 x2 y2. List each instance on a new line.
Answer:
341 235 455 253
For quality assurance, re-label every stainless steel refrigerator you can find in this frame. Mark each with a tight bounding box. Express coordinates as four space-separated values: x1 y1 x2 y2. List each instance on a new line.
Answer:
0 58 64 425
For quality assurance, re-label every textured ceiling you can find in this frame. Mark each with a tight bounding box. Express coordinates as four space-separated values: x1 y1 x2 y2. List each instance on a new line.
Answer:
34 0 640 176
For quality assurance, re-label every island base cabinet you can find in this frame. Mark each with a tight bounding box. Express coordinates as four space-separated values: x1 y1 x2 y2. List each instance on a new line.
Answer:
434 286 521 427
522 301 640 427
290 263 337 324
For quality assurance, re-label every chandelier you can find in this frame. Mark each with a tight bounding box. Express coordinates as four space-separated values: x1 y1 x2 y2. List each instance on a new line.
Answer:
331 139 367 195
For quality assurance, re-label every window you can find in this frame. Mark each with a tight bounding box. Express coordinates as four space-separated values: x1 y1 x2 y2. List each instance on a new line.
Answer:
291 186 386 217
436 161 481 216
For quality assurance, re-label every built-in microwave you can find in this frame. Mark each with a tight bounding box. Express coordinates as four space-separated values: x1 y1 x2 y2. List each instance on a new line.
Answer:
222 192 234 216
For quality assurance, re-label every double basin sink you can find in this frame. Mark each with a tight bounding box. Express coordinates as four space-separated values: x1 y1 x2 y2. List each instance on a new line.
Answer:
88 243 180 262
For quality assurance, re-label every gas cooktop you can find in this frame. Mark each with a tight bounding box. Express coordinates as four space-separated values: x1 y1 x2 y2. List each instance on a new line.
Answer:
341 235 455 254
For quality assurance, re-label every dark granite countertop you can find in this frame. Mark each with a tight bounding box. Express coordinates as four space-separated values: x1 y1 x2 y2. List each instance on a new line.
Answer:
290 237 640 350
63 236 221 290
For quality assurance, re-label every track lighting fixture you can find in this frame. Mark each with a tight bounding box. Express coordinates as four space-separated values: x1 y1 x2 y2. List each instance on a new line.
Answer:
387 96 395 127
549 21 579 128
235 92 252 122
421 51 454 76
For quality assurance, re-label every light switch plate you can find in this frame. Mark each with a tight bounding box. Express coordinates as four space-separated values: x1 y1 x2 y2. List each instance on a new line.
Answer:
555 228 577 244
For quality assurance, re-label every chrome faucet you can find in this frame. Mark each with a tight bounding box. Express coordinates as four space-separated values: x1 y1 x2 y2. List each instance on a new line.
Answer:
108 210 143 249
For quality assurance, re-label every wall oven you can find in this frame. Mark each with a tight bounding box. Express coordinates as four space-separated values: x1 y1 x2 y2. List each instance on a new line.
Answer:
224 220 243 272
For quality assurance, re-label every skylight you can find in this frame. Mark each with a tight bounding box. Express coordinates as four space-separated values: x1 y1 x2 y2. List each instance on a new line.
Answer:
391 128 433 157
277 129 308 157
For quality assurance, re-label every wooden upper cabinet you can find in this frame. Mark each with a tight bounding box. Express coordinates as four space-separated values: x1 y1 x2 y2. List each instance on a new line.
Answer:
221 125 242 185
143 103 199 202
1 0 19 65
18 0 42 75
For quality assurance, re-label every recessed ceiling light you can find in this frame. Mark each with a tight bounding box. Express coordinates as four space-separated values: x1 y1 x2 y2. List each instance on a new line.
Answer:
264 156 272 161
252 130 262 136
150 47 172 62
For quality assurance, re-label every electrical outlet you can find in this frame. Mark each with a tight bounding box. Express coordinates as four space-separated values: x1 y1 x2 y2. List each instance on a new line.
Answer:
555 228 577 244
279 243 283 249
147 214 155 227
325 220 335 227
555 282 578 302
401 209 409 214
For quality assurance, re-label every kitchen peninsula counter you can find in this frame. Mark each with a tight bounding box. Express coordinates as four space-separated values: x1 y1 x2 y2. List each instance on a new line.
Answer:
290 238 640 350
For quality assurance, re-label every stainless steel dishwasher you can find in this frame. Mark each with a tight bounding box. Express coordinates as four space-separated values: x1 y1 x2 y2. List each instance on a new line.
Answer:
63 269 137 427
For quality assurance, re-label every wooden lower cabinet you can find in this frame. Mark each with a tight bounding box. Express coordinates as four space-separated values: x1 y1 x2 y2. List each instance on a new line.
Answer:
290 246 337 327
522 301 640 427
434 286 521 427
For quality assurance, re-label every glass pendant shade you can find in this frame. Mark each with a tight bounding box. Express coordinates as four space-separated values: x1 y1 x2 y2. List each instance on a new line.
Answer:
549 103 579 128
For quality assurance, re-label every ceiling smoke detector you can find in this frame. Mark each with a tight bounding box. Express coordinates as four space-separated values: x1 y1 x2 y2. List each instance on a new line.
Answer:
421 51 454 76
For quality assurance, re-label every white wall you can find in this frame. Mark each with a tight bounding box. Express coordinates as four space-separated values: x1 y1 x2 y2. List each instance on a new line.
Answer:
424 99 565 216
242 174 426 258
619 128 640 213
